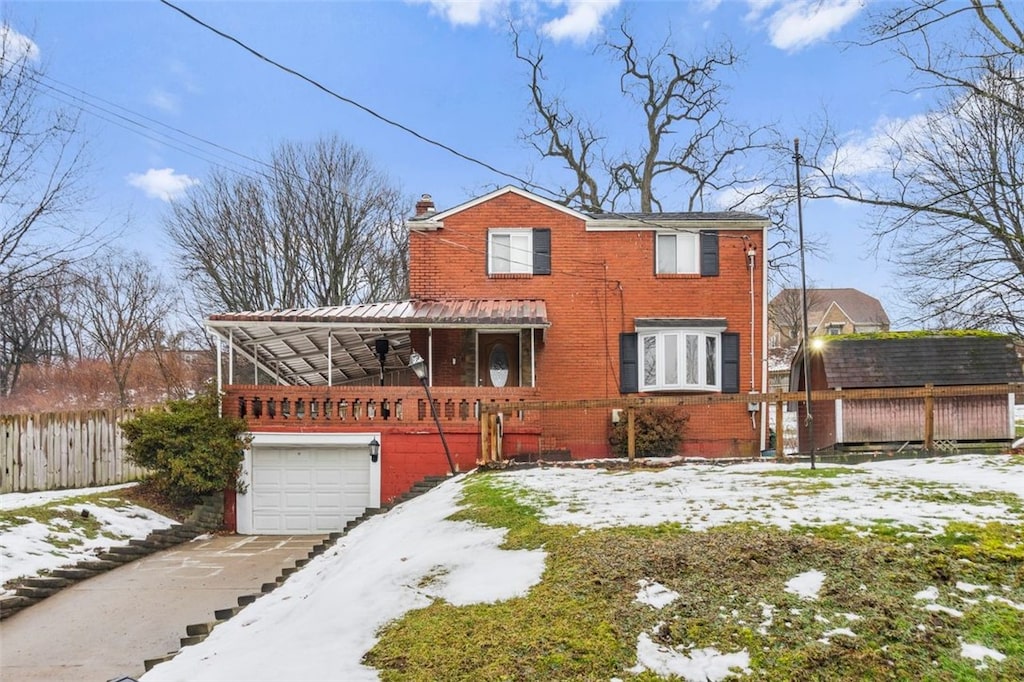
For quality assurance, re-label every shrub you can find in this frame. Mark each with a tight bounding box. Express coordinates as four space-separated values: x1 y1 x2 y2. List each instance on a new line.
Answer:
120 388 250 505
609 406 688 457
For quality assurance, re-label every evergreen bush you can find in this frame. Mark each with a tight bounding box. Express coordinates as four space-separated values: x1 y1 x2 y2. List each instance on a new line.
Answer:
609 406 688 457
120 388 249 505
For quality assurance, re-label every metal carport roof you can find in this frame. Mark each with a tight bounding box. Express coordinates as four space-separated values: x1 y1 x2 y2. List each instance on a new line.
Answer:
205 298 549 387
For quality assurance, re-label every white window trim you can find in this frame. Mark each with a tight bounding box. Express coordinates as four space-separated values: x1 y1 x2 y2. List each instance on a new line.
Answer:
488 228 533 275
638 327 722 391
655 231 700 274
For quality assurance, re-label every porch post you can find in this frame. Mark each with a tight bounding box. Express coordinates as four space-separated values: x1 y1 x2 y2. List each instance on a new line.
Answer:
215 333 223 396
252 343 259 384
327 330 333 387
530 328 536 387
428 327 434 386
228 329 234 385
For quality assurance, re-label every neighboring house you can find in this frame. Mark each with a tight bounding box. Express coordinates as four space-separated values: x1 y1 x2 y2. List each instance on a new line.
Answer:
789 333 1024 452
769 288 890 348
206 186 769 533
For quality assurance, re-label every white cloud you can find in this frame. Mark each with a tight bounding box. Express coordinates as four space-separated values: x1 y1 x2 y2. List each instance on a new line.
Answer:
831 113 929 177
745 0 863 51
148 88 179 114
409 0 511 26
126 167 198 202
0 24 40 66
540 0 621 44
407 0 619 42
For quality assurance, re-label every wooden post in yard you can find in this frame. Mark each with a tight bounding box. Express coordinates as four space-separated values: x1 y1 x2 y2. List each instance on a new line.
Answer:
480 412 490 464
627 407 636 464
775 390 784 459
924 384 935 451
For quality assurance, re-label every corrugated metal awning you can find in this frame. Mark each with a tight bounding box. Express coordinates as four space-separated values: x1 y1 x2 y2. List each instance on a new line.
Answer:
205 299 548 387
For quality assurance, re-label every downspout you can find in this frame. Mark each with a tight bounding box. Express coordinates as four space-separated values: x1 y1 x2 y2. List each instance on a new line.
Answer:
760 234 769 452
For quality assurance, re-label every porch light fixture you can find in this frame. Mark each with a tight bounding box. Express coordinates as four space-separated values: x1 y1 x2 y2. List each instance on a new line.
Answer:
369 437 380 463
408 351 457 475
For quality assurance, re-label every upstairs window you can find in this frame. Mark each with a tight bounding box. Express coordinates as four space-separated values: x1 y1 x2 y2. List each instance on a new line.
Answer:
488 228 551 276
655 230 719 276
656 233 699 274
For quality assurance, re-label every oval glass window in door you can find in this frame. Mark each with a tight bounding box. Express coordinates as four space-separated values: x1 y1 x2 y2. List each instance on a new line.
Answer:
488 344 510 387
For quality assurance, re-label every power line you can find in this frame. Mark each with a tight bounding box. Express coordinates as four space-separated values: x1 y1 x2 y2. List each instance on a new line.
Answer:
159 0 551 196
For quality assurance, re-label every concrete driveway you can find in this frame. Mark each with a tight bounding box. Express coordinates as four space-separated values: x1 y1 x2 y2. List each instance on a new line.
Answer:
0 534 326 682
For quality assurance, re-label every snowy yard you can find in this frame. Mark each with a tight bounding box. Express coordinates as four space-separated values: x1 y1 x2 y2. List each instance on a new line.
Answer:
134 453 1023 681
0 483 175 595
2 454 1020 680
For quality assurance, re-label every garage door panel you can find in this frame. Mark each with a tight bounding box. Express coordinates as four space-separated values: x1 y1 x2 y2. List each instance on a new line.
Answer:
251 445 372 534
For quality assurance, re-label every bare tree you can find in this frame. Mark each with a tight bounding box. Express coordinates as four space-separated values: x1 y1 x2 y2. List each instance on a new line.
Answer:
74 250 173 406
0 266 75 395
768 285 825 347
0 21 102 395
0 22 94 279
165 136 409 313
803 0 1024 333
514 22 784 214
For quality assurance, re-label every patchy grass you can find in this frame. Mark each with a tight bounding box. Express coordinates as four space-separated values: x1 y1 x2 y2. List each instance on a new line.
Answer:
366 473 1024 681
753 467 867 479
1 494 114 536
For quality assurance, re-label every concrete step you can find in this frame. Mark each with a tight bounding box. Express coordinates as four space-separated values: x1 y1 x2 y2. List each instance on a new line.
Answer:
15 585 59 599
237 593 259 607
97 552 139 564
295 557 310 568
186 622 218 637
214 606 242 620
260 582 278 594
50 567 102 581
128 538 162 550
0 595 36 619
180 634 207 647
144 654 177 671
77 559 120 571
106 544 153 557
20 576 72 589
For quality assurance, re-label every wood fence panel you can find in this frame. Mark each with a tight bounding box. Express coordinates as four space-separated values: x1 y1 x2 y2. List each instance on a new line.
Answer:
0 408 149 494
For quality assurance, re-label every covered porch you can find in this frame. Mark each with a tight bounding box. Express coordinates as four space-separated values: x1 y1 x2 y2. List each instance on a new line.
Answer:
205 298 549 429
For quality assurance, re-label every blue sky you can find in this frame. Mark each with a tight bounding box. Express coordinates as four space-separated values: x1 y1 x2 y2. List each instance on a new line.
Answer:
6 1 931 323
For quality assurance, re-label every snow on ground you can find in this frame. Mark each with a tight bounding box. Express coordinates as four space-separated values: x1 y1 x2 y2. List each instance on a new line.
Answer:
0 452 1016 680
498 455 1023 533
0 483 175 594
131 452 1024 682
143 475 546 682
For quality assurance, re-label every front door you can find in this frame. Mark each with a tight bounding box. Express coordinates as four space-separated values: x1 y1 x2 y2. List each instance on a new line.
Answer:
478 333 519 388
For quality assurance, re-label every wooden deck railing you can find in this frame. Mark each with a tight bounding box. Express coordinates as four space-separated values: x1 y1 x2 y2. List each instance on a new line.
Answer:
222 385 541 427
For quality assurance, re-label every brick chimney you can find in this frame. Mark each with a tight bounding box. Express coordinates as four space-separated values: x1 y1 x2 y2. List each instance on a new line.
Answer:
415 193 435 217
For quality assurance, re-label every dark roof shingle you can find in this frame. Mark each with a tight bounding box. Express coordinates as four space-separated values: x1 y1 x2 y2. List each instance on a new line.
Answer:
819 336 1024 388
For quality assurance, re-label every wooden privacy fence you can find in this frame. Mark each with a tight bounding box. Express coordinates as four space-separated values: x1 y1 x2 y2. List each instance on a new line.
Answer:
0 408 150 494
478 383 1024 463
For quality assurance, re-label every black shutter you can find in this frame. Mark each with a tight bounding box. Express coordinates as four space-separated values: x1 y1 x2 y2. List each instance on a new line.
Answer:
722 331 739 394
533 228 551 275
619 332 638 393
700 230 719 277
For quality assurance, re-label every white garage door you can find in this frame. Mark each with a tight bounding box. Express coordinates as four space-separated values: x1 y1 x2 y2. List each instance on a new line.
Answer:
251 445 371 534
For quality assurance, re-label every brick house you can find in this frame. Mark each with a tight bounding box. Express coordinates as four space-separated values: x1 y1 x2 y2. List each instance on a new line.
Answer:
208 186 769 533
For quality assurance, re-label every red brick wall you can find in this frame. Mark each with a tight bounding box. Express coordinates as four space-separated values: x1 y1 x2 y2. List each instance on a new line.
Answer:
409 191 766 457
